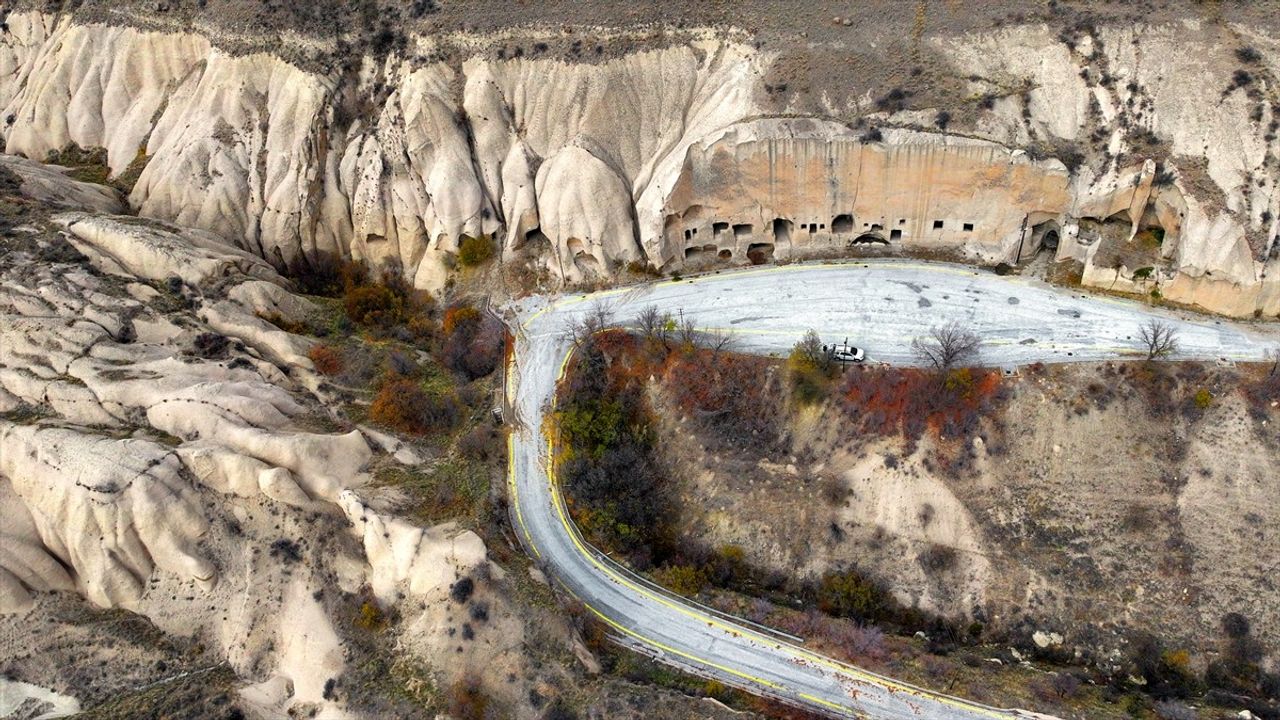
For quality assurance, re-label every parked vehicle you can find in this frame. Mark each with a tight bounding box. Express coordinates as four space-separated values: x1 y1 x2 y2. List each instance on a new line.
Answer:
829 342 865 363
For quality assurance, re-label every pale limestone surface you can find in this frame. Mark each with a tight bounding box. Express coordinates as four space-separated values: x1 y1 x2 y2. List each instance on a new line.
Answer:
0 155 122 213
1 11 1275 315
0 162 514 717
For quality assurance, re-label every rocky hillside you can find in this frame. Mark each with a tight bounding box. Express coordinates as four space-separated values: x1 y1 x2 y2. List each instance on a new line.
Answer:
0 4 1277 315
0 153 525 718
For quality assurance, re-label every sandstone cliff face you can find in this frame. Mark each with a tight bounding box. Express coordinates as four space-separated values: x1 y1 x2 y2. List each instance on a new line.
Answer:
1 11 1277 316
661 120 1072 266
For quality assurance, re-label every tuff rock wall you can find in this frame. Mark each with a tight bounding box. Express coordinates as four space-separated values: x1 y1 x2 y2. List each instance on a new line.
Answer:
2 11 1278 316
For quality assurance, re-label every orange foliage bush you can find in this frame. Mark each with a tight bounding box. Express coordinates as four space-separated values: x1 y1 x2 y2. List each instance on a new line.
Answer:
443 305 481 335
308 344 343 376
368 378 458 435
343 284 402 328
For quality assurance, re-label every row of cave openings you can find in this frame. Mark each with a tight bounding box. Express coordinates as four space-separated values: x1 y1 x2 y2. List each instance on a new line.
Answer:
680 214 983 265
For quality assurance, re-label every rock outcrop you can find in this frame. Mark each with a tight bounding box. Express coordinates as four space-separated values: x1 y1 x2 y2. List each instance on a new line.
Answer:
0 160 512 717
0 11 1276 315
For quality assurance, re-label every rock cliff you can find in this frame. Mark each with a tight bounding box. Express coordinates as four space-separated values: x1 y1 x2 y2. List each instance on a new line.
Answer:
0 9 1276 315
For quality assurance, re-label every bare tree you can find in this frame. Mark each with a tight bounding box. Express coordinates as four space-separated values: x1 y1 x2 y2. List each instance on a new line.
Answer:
703 328 737 366
1137 318 1179 360
636 305 672 351
675 309 699 352
912 321 981 370
563 303 614 347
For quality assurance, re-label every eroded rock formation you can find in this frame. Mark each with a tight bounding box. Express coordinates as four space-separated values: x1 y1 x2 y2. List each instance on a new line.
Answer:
1 10 1276 315
0 160 519 717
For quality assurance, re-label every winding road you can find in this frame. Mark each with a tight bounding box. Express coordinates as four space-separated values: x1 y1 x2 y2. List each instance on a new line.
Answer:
503 260 1273 719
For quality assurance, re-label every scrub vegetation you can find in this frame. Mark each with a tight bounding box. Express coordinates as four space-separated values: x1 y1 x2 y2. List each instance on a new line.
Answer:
281 257 509 538
556 316 1280 719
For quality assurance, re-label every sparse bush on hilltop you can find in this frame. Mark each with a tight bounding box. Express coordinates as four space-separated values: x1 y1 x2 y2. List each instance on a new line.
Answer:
1237 46 1262 64
457 234 494 267
446 675 489 720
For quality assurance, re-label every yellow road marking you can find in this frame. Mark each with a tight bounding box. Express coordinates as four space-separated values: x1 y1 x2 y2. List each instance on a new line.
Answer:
507 432 540 558
505 324 1014 719
509 258 1253 718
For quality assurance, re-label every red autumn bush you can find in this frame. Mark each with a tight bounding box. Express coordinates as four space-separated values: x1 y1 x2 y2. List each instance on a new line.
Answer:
837 366 1004 449
442 303 504 380
308 343 344 376
368 378 459 435
662 350 779 446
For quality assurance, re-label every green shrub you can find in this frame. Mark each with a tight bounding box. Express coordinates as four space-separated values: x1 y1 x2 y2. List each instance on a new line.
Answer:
816 569 888 621
355 601 387 632
654 564 706 597
45 143 111 185
457 235 494 267
1194 388 1213 409
788 329 834 405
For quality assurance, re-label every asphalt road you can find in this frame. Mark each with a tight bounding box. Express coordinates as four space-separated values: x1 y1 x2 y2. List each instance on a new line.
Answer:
503 260 1274 720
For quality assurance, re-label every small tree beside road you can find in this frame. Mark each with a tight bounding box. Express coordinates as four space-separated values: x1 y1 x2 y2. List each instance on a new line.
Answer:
564 303 614 347
1138 319 1179 360
912 321 981 371
788 329 836 404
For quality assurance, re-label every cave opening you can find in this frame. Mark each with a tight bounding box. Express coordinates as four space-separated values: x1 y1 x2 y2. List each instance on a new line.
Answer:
772 218 793 244
732 223 754 241
1022 219 1063 264
832 214 854 234
850 232 889 245
746 243 774 265
524 227 551 249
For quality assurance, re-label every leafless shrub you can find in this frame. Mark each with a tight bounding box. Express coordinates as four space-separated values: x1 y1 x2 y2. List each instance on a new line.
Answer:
636 304 672 351
675 309 698 351
563 303 614 347
1138 319 1179 360
1051 672 1082 699
836 623 885 661
912 321 981 370
702 328 737 362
